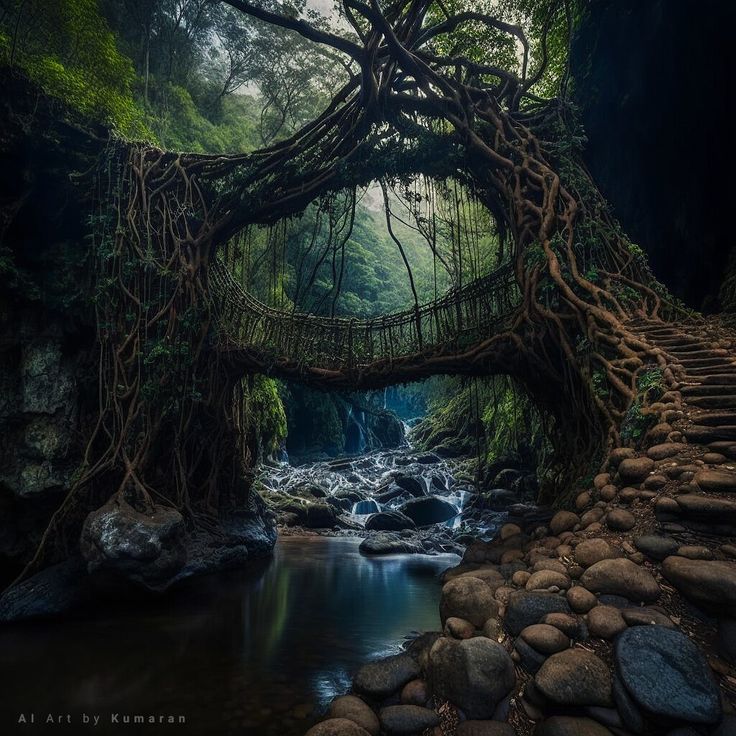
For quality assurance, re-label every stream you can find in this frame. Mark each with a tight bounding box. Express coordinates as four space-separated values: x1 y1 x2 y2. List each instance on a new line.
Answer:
0 446 510 736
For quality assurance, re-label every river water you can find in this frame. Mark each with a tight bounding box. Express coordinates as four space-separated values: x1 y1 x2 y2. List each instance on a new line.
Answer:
0 536 458 736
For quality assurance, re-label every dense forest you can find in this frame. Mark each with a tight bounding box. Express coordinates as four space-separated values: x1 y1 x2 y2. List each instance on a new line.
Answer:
1 2 736 736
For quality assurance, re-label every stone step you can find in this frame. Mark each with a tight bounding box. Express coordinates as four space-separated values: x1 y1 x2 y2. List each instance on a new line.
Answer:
667 349 728 359
677 356 735 368
685 425 736 443
695 470 736 493
676 493 736 522
709 441 736 458
687 396 736 410
682 384 736 397
700 374 736 385
682 365 736 376
688 411 736 427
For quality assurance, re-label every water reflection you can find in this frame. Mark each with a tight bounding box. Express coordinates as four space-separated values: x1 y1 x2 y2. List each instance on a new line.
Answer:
0 537 457 736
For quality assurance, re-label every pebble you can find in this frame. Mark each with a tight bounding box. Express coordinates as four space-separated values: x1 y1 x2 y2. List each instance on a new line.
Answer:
526 570 571 591
586 605 627 639
550 511 580 535
575 539 616 568
520 623 570 654
605 508 635 531
567 585 598 613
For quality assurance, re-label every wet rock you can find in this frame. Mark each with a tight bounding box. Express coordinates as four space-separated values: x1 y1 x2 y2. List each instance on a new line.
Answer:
440 576 500 627
621 607 674 628
353 653 420 698
427 637 516 719
661 556 736 614
618 457 655 483
586 605 626 639
398 496 458 526
364 511 416 532
505 591 571 635
80 496 186 593
615 625 721 724
520 624 570 654
329 696 380 736
379 705 439 734
634 535 678 561
575 539 616 568
535 716 614 735
359 533 424 556
550 511 580 535
535 648 613 707
307 503 338 528
605 509 635 531
393 476 425 496
580 558 660 602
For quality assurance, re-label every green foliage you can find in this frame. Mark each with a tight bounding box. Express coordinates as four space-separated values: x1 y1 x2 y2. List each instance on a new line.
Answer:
1 0 149 137
620 368 664 444
244 376 288 458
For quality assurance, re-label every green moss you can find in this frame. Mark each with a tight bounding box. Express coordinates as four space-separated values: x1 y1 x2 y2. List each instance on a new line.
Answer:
620 367 664 445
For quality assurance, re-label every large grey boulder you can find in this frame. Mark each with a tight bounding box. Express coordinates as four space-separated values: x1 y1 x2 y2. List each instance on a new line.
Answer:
80 495 186 593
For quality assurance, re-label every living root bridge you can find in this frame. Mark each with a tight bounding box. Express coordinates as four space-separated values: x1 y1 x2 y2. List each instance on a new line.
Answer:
7 0 696 587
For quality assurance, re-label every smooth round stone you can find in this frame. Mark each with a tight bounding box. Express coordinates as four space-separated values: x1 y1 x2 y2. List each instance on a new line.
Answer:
535 715 615 735
587 605 627 640
605 509 635 531
535 648 613 707
618 487 640 504
400 679 429 707
520 623 570 654
550 511 580 535
306 718 372 736
353 654 420 698
567 585 598 613
599 484 617 502
533 559 568 575
440 576 499 627
504 591 571 635
618 457 655 483
634 535 678 561
482 617 502 640
329 696 380 736
575 539 616 568
542 612 588 640
594 473 611 490
499 523 522 540
512 570 532 587
677 545 714 560
445 616 476 639
621 607 675 629
580 558 660 602
609 448 637 468
427 637 515 719
580 508 605 528
379 705 439 734
526 570 571 591
576 492 592 510
615 626 722 724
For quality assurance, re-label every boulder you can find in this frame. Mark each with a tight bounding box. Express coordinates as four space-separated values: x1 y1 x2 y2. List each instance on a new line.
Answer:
440 577 499 628
615 626 721 724
505 591 571 635
359 533 424 556
307 503 338 527
661 556 736 615
634 535 678 561
353 654 420 698
618 457 655 483
520 624 570 654
535 648 613 707
575 539 616 568
80 495 186 593
378 705 439 734
580 558 660 603
364 511 416 531
550 511 580 535
605 509 635 532
535 716 614 735
427 637 516 719
393 476 425 496
306 720 372 736
329 696 380 736
398 496 458 526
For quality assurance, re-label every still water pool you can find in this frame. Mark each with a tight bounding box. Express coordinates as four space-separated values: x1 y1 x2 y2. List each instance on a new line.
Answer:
0 537 458 736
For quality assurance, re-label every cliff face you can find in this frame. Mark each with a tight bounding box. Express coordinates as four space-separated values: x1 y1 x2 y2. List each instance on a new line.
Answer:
0 72 103 581
572 0 736 312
